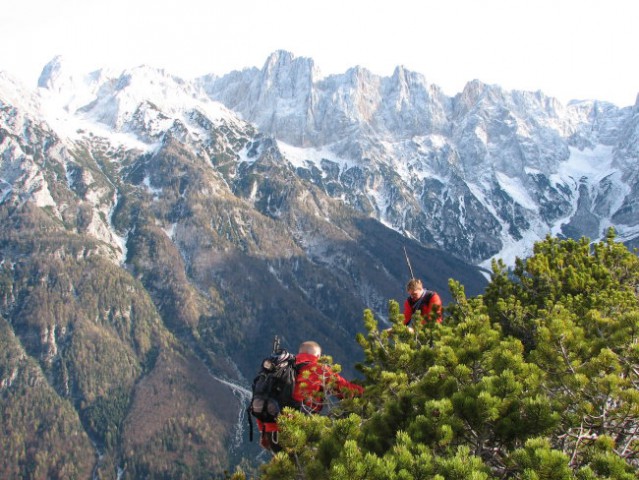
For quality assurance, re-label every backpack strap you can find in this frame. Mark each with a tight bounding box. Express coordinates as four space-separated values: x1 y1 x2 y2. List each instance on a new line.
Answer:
406 290 434 325
246 405 254 441
295 361 311 372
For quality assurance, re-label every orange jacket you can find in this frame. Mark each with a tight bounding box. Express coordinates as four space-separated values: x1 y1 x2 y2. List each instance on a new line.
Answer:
404 290 443 324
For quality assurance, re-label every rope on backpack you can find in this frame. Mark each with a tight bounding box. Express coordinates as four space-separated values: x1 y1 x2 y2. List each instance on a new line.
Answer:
247 406 254 441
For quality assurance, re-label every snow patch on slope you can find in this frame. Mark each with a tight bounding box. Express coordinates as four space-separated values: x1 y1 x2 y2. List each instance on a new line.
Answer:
495 172 539 211
277 141 357 173
479 144 625 270
558 145 615 182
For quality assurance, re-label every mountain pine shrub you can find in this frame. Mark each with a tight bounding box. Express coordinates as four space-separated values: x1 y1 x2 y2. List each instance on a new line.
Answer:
231 230 639 480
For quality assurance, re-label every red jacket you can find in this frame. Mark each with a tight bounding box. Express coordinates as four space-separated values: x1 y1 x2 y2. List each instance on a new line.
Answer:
257 353 363 432
292 353 364 414
404 290 443 324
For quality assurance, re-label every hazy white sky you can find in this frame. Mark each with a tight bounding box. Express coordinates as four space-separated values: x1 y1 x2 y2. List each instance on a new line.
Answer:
2 0 637 107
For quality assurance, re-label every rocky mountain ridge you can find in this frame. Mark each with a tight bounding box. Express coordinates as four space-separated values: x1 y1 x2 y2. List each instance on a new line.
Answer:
201 50 639 265
18 50 639 267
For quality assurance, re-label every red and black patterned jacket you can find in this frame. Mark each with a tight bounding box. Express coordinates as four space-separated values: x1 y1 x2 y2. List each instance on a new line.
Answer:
403 290 443 325
256 353 363 432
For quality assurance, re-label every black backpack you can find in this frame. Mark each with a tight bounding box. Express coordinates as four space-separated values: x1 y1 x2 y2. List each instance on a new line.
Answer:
246 340 307 441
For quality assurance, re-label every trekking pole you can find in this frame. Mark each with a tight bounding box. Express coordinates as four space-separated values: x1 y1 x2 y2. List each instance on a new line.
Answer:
403 246 415 279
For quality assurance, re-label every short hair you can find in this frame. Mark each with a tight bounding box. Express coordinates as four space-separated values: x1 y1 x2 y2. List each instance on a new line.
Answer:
406 278 423 291
298 341 322 357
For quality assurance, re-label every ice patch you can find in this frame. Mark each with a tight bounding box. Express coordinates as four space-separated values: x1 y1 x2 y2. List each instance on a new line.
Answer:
277 141 356 173
495 171 538 211
559 145 615 182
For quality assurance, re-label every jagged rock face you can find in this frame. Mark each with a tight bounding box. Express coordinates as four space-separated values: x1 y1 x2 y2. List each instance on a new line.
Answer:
202 51 639 266
611 102 639 235
29 52 639 268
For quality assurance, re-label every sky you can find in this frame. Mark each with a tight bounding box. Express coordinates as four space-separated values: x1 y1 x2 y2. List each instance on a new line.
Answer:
1 0 637 107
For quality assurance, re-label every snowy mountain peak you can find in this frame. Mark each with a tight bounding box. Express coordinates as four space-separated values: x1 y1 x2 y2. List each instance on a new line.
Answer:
390 65 426 86
259 49 319 98
455 79 505 111
37 55 111 96
344 65 377 84
2 51 638 268
201 51 639 264
6 57 245 165
264 49 305 70
37 55 65 89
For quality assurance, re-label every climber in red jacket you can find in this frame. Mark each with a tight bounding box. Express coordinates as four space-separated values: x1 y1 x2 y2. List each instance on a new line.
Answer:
292 341 364 413
403 278 443 325
258 341 363 452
